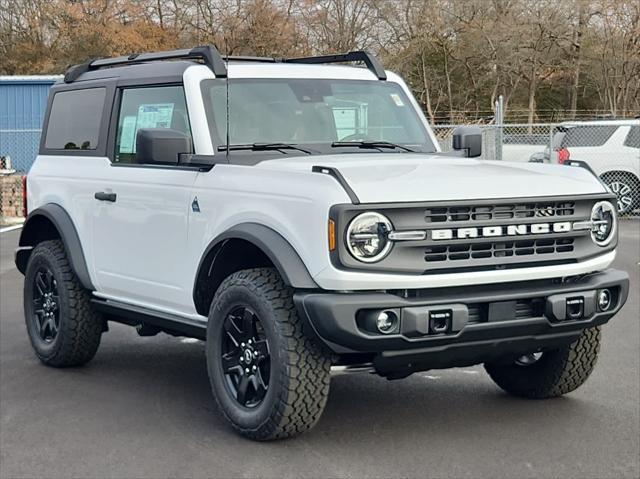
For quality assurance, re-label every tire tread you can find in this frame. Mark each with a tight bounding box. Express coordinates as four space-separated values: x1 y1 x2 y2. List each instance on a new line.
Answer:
210 268 331 440
485 326 601 398
26 240 102 367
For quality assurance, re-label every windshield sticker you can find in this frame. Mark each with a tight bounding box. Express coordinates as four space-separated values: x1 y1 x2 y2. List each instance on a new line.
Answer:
390 93 405 107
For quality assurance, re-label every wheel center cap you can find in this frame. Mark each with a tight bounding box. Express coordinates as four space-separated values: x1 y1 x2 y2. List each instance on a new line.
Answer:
243 349 253 364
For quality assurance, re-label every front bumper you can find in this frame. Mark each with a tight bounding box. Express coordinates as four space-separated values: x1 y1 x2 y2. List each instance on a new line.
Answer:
295 269 629 376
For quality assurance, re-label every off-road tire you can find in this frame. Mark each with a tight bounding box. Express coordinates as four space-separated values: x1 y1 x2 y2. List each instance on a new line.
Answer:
206 268 331 440
484 326 601 399
24 240 103 367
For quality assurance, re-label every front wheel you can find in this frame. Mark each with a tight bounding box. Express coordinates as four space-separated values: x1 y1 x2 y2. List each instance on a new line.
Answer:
206 268 331 440
484 327 601 399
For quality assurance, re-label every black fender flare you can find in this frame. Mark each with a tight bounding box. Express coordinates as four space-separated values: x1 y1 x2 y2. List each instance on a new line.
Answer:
193 223 318 309
15 204 94 290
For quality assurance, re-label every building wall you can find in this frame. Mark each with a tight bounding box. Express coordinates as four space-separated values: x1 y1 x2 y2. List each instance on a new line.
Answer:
0 174 24 220
0 77 59 172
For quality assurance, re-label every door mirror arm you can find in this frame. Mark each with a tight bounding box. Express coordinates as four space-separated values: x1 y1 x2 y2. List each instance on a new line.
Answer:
178 154 225 170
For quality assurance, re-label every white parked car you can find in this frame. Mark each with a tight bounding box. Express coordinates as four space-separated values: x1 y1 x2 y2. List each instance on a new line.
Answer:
15 46 629 440
529 120 640 214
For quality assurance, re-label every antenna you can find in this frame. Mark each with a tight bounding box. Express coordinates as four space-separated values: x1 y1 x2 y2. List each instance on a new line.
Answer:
225 39 230 161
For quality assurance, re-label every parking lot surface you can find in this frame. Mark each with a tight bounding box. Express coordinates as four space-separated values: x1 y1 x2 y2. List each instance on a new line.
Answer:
1 222 639 479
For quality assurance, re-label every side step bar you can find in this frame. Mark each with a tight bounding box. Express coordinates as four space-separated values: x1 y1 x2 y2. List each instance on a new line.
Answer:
91 298 206 340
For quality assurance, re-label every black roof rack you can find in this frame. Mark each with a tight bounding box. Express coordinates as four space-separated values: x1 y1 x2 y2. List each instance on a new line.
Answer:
64 45 228 83
283 51 386 80
64 46 386 83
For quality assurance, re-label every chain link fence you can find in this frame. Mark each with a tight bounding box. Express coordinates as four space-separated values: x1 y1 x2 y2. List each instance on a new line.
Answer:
432 121 640 217
0 129 42 173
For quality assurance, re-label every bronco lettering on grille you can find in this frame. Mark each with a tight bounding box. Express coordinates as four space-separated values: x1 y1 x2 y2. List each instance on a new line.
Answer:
431 222 572 241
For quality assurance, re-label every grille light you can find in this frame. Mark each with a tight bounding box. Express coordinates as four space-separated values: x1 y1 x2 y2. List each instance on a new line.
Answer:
346 212 393 263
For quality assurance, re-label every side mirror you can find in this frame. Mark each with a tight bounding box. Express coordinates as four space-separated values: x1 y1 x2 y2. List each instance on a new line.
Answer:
452 126 482 158
136 128 193 165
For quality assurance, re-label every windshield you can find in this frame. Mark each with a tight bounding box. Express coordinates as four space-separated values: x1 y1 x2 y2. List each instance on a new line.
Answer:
201 78 436 155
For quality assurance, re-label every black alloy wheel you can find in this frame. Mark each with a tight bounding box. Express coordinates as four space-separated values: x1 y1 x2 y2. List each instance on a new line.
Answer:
31 266 60 343
220 306 271 408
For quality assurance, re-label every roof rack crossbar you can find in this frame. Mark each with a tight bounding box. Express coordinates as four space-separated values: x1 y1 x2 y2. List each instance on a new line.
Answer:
284 51 387 80
224 55 279 63
64 45 228 83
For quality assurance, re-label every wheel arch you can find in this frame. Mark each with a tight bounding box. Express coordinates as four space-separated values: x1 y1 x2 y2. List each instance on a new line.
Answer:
15 204 94 290
193 223 318 316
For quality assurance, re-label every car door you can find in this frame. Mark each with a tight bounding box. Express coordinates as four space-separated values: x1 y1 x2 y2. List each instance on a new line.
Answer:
92 84 198 313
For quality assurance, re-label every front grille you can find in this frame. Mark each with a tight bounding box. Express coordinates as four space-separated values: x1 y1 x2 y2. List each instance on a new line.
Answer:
424 201 575 223
467 298 545 324
425 238 575 262
333 195 610 275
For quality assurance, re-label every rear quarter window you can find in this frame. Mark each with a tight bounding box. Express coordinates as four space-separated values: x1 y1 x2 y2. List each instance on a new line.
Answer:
44 88 106 150
623 126 640 148
560 125 618 148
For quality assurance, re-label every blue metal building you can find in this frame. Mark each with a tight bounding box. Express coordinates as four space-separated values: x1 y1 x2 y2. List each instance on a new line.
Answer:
0 76 61 172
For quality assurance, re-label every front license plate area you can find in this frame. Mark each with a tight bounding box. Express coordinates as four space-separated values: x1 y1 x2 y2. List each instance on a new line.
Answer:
488 301 517 322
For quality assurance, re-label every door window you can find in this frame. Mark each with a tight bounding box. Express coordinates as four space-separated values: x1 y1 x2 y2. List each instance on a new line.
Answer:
115 86 192 163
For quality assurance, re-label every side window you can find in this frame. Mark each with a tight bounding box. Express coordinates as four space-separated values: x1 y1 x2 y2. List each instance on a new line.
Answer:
624 126 640 148
44 88 106 150
561 126 618 148
115 85 192 163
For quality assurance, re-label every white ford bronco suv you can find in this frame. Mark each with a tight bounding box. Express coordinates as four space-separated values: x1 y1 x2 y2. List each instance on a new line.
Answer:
16 46 629 440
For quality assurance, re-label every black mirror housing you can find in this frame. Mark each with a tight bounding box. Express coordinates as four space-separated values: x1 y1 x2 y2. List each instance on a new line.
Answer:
452 126 482 158
136 128 193 165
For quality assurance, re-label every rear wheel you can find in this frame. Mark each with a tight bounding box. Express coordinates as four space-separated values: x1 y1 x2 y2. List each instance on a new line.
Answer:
206 268 331 440
484 327 601 399
23 240 103 367
601 172 639 214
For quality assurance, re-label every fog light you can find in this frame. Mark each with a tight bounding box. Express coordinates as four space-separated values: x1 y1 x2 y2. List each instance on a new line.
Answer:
598 289 612 311
376 310 398 334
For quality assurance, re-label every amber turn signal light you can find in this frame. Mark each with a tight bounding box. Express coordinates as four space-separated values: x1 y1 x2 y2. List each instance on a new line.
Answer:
328 219 336 251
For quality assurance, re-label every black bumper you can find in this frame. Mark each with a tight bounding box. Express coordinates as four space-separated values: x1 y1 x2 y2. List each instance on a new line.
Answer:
295 269 629 375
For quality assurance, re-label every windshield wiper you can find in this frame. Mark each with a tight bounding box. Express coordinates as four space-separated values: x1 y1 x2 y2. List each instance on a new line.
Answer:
218 143 313 154
331 141 415 152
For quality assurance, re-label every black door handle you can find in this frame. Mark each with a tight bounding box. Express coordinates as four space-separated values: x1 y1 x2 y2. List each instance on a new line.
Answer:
94 191 117 202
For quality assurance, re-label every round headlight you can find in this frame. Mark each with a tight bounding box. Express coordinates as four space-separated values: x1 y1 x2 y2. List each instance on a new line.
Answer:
346 212 393 262
590 201 617 246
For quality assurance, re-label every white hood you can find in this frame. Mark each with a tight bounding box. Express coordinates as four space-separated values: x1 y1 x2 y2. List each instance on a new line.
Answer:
256 154 607 203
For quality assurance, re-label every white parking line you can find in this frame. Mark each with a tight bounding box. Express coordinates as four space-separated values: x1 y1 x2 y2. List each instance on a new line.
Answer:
0 225 23 234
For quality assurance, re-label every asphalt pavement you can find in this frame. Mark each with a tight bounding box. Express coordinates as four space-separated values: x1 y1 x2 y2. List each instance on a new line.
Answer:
1 223 639 479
